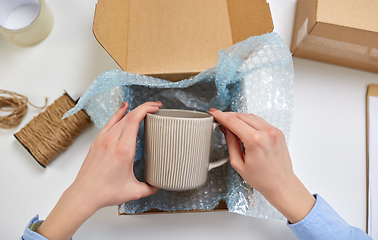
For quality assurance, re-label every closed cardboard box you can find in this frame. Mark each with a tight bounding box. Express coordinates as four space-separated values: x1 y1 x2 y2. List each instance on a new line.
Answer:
291 0 378 73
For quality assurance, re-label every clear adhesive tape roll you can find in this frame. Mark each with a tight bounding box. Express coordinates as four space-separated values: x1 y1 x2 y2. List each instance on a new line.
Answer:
0 0 54 47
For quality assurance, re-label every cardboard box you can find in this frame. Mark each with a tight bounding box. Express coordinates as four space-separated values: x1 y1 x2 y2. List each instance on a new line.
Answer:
291 0 378 73
93 0 274 81
92 0 273 214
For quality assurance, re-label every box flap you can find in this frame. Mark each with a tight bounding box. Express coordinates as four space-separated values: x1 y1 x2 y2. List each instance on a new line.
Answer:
93 0 274 81
317 0 378 33
93 0 130 70
125 0 233 77
227 0 273 43
312 0 378 49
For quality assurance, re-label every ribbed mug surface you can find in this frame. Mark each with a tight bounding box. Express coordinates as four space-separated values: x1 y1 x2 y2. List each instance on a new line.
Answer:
144 109 214 191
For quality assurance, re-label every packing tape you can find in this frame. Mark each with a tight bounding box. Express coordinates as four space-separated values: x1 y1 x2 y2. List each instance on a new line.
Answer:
300 35 378 64
0 0 54 47
296 18 378 65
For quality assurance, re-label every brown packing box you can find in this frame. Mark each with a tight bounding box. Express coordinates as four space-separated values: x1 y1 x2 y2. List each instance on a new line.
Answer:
93 0 274 82
92 0 274 214
291 0 378 73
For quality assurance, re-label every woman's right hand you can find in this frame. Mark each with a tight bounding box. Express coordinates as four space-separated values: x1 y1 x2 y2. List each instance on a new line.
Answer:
209 108 315 223
36 101 162 240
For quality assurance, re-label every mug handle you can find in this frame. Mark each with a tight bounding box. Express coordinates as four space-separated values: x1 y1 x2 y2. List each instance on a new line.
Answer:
208 122 230 171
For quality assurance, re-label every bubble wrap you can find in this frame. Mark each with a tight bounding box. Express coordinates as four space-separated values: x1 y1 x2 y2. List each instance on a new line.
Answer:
64 32 294 220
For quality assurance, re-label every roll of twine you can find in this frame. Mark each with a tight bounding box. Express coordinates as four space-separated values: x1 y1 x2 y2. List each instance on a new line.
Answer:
14 93 91 167
0 90 47 129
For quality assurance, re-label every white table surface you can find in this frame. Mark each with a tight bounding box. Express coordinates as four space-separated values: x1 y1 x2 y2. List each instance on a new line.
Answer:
1 0 377 239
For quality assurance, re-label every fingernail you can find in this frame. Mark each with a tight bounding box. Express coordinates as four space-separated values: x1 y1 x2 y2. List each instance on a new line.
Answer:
209 108 217 112
154 101 162 105
120 102 126 108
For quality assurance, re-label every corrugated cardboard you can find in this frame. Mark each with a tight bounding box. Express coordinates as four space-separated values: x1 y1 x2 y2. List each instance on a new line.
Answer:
291 0 378 73
92 0 274 214
93 0 274 81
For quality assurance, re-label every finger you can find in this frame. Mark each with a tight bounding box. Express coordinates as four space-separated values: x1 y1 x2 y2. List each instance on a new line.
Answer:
221 126 245 173
225 112 270 130
99 102 129 137
209 108 257 143
118 101 162 143
131 183 159 201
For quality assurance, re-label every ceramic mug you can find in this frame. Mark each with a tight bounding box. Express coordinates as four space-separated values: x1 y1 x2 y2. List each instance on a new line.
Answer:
144 109 229 191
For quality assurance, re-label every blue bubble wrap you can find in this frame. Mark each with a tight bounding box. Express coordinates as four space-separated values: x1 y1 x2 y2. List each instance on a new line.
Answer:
64 32 294 219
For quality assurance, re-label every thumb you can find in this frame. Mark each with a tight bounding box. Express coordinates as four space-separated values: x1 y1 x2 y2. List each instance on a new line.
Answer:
135 182 159 199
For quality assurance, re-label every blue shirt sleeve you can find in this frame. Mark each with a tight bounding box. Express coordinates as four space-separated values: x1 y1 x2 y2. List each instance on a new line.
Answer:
21 215 49 240
288 194 371 240
23 195 371 240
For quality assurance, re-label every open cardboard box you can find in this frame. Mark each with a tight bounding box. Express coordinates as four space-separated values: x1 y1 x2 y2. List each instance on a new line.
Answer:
291 0 378 73
93 0 274 82
92 0 274 214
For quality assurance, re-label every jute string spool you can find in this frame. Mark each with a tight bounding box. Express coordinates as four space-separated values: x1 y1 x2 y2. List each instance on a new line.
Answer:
0 90 47 129
14 93 91 168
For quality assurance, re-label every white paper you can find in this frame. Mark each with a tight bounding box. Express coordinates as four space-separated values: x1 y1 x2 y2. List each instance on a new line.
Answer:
368 96 378 239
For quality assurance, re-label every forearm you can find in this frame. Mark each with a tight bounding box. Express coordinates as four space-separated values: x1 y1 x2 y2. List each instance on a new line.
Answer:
22 102 160 240
36 185 98 240
262 175 315 224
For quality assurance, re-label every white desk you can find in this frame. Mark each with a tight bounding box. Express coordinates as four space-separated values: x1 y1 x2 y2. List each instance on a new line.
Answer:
1 0 377 239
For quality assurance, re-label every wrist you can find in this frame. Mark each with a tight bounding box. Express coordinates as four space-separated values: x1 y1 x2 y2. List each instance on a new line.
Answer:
262 175 315 224
36 185 98 240
64 184 100 217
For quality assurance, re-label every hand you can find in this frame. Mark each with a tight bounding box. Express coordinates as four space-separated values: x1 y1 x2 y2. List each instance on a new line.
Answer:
209 109 315 223
37 101 162 240
71 101 161 209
